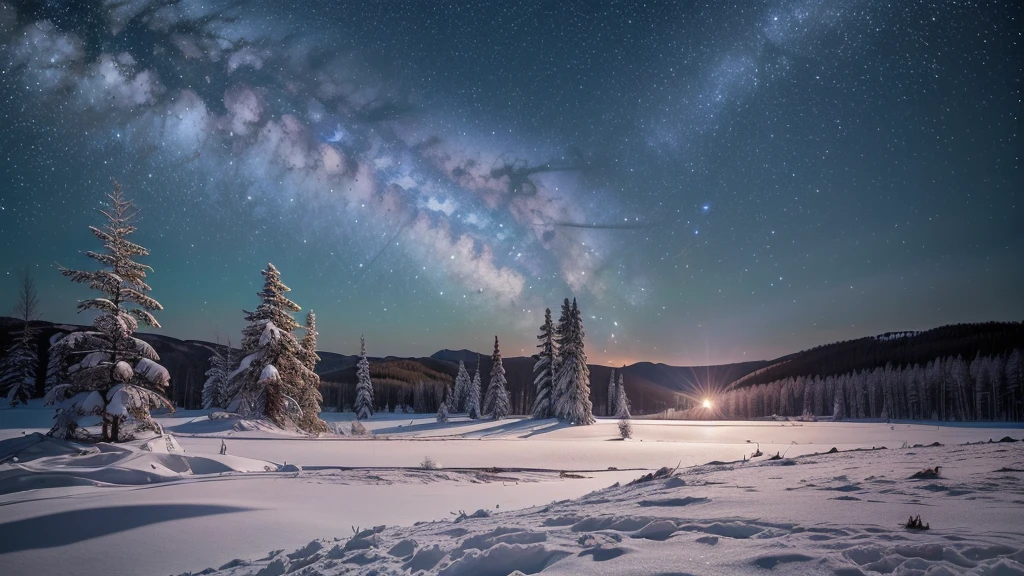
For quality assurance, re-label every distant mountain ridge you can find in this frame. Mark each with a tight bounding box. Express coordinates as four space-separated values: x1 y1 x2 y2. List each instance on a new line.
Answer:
2 317 1021 415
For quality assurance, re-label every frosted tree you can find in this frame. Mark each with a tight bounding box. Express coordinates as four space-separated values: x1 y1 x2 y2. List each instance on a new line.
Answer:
616 379 632 438
202 340 234 409
607 369 618 417
45 182 172 442
225 263 327 433
466 356 482 419
553 299 595 425
292 310 327 431
617 371 624 412
531 307 556 419
354 335 374 420
615 377 631 419
44 331 70 393
436 391 449 423
301 311 318 371
1 270 41 406
1006 349 1021 421
949 355 971 421
483 336 511 419
832 379 846 420
451 360 470 412
551 299 572 414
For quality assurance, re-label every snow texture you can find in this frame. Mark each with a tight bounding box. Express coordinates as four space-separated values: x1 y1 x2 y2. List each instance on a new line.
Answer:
2 401 1023 576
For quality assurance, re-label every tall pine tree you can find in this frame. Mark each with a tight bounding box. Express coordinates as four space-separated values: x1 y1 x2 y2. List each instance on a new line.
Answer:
45 181 172 442
531 308 556 419
1006 349 1021 421
451 360 471 413
606 369 618 417
293 311 327 433
354 335 374 420
483 336 510 419
301 312 318 370
1 270 40 406
225 263 326 433
202 339 233 409
553 299 595 425
467 356 482 419
550 299 572 417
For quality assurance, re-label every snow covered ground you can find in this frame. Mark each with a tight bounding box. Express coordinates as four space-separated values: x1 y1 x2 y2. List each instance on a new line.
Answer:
1 402 1022 575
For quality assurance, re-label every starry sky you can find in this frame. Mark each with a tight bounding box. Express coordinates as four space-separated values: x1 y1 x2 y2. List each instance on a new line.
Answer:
0 0 1021 366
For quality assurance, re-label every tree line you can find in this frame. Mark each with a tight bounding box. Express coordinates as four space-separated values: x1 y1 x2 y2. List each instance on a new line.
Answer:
711 351 1023 422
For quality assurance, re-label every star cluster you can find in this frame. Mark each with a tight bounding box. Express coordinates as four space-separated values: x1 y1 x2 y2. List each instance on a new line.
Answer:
0 0 1020 365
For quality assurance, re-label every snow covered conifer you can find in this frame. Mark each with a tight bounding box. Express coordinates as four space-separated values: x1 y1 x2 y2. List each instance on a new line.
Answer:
292 311 327 433
45 181 172 441
451 360 470 412
202 341 233 409
436 392 449 423
1 271 41 406
44 331 70 393
301 311 318 371
531 307 556 419
553 299 595 425
615 378 631 419
616 370 632 438
832 379 846 421
607 369 618 417
467 356 482 419
483 336 510 419
1006 349 1021 421
551 299 572 415
225 263 326 433
354 335 374 420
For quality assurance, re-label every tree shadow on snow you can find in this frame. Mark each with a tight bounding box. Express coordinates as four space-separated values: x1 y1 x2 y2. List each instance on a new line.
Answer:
463 418 567 439
371 419 489 436
0 504 253 553
519 420 573 438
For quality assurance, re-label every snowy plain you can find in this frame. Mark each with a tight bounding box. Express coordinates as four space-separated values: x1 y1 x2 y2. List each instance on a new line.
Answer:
0 402 1022 575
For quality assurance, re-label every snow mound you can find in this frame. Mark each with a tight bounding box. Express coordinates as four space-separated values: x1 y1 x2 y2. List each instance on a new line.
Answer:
0 433 283 494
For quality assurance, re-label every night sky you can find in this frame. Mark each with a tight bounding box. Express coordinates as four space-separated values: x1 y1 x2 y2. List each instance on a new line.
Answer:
0 0 1020 366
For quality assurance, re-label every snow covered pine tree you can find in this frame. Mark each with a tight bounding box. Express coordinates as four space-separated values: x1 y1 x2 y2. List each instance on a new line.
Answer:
224 263 327 433
531 307 556 419
617 379 633 439
293 311 327 431
451 360 471 413
436 391 449 423
467 356 482 419
1 271 40 406
45 181 172 442
553 298 595 425
483 336 511 419
202 340 233 409
607 368 618 417
354 335 374 420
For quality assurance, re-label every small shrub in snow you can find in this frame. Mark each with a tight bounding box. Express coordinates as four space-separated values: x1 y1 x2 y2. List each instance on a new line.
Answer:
909 466 940 479
905 515 929 530
452 509 490 523
420 456 439 470
350 420 367 436
629 462 681 485
618 418 632 439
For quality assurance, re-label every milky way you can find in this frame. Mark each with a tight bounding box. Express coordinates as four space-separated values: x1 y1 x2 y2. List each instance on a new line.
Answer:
0 0 1020 365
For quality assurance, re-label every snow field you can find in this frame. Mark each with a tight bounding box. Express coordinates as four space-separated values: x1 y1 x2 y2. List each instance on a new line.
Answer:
1 402 1022 575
